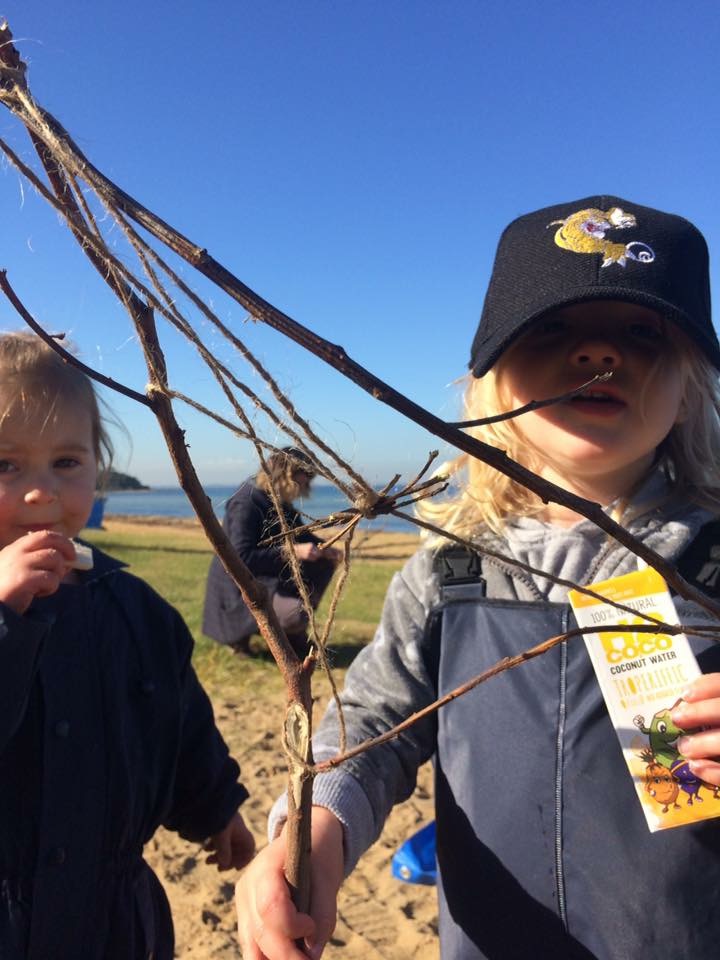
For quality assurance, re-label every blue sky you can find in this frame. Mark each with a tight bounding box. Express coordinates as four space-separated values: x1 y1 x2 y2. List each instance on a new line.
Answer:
1 2 719 488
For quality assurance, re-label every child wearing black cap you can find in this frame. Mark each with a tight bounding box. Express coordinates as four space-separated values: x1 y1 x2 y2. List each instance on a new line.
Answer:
236 197 720 960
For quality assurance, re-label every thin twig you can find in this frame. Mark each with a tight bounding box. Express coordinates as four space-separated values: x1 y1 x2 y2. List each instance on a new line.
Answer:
315 619 719 772
0 270 150 406
448 373 613 428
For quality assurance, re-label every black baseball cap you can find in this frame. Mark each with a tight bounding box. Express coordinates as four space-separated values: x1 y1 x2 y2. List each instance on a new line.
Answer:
469 195 720 376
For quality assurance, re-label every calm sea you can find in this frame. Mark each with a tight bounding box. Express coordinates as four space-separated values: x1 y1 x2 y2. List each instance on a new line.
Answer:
102 484 418 533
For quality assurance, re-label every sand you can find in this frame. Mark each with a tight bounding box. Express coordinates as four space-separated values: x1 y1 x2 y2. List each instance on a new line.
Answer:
114 517 440 958
145 688 437 959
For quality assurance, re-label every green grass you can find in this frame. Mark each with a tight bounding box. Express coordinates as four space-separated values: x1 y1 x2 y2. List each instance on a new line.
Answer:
83 525 404 690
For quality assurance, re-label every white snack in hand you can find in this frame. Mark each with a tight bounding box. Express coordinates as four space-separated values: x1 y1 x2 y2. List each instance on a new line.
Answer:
71 540 94 571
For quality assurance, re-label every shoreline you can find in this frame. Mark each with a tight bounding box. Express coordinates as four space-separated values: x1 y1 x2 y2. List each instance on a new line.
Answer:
103 512 205 527
99 515 422 558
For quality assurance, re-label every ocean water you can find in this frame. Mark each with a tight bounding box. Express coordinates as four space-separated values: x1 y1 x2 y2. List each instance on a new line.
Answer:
102 484 418 533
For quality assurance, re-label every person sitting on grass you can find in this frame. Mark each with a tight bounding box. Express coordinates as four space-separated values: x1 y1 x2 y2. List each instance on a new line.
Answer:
202 447 340 658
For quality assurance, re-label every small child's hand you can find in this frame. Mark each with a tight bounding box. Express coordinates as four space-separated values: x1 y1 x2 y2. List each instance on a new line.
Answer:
671 674 720 785
0 531 77 615
205 811 255 872
293 542 323 562
235 806 344 960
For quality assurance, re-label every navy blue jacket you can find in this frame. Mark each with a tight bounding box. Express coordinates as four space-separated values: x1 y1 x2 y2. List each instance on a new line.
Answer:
202 479 320 645
0 546 248 959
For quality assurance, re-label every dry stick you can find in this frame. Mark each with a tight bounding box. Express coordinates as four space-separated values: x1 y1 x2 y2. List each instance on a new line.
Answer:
313 537 354 756
315 620 720 773
258 461 350 749
180 367 345 909
2 31 720 914
447 373 613 428
4 93 717 619
0 270 150 407
260 472 449 550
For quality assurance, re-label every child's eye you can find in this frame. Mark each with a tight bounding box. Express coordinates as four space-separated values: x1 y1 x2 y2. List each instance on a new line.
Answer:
628 322 663 342
533 318 567 337
54 457 81 469
0 460 17 474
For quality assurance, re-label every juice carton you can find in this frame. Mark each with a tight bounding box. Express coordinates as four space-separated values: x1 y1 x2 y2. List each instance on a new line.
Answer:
568 566 720 831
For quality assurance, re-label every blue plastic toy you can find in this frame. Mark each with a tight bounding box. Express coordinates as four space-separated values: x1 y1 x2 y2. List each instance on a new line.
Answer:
85 496 107 530
391 821 437 885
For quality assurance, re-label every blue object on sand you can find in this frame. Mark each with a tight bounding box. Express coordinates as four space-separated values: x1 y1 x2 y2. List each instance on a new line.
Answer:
85 496 107 530
391 821 437 885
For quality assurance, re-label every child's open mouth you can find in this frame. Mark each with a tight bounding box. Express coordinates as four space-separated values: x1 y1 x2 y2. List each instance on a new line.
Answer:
568 391 626 415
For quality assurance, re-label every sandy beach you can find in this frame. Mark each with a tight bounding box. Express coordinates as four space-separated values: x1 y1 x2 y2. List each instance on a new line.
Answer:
145 687 437 960
104 518 439 959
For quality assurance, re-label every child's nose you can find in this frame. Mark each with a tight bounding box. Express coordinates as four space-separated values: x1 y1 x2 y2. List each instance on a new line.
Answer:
24 480 58 504
569 338 622 369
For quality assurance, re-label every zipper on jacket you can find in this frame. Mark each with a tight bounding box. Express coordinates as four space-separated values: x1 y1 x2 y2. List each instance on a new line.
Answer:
554 608 570 929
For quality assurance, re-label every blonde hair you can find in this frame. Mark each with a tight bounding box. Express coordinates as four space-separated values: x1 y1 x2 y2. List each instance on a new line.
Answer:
256 448 313 504
0 332 113 472
418 325 720 539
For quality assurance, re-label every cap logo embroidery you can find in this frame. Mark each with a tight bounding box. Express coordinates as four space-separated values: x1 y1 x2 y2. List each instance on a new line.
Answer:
548 207 656 269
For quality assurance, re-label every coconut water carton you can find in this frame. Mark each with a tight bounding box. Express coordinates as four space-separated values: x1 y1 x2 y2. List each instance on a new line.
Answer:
569 566 720 831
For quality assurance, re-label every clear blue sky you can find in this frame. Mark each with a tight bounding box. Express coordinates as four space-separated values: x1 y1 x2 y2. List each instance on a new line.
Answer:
1 2 719 488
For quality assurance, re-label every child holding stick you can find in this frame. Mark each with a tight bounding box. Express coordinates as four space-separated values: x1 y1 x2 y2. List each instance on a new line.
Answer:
236 196 720 959
0 333 254 959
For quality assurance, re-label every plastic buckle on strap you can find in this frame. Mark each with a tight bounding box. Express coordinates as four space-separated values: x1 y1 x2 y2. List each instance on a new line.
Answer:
438 547 485 588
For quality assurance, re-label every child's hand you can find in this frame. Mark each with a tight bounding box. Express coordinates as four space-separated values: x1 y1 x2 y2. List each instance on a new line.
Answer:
235 807 344 960
293 542 323 562
0 531 77 615
205 811 256 871
671 674 720 785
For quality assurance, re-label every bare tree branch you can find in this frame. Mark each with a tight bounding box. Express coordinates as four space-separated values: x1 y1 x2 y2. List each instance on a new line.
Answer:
448 373 613 427
3 21 719 930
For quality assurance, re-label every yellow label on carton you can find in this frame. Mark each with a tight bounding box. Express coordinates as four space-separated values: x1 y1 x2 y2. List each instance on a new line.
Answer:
569 567 720 831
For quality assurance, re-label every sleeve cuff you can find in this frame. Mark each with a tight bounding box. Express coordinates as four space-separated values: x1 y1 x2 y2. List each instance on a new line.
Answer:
268 770 377 877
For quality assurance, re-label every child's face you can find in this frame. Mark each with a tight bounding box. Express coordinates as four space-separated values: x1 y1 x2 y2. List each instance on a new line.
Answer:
499 300 685 501
0 398 98 549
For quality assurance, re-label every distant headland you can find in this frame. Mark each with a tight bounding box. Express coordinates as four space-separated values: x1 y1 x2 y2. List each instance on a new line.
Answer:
99 469 149 492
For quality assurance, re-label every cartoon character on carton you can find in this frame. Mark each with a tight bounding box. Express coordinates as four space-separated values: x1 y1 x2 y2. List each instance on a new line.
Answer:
643 761 681 813
634 707 707 805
